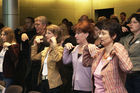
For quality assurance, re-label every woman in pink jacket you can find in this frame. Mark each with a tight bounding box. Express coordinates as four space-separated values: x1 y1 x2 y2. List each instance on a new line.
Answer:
83 19 133 93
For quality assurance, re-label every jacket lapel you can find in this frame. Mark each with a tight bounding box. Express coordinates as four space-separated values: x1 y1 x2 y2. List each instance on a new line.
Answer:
102 57 111 70
91 48 104 74
41 47 49 68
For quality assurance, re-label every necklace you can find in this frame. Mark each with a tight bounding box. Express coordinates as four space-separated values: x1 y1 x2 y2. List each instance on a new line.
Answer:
103 52 110 59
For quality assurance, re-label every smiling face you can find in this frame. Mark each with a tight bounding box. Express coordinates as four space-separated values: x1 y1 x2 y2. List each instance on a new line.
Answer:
45 30 55 43
129 17 140 34
34 21 46 35
99 29 115 47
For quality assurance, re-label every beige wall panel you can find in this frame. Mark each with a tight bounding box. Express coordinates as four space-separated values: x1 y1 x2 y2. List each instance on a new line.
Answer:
0 0 2 22
19 0 91 25
0 0 140 25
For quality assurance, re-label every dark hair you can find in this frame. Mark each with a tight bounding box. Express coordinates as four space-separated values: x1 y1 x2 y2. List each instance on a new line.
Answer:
78 15 89 22
47 21 52 26
129 13 140 23
89 18 94 23
95 21 104 30
136 8 140 13
73 21 95 43
102 19 122 42
0 22 4 30
111 17 119 23
62 18 69 25
26 17 34 23
120 12 126 16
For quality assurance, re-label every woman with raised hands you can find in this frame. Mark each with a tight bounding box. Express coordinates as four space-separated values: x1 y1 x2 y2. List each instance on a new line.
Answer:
31 24 63 93
0 27 19 88
120 13 140 93
83 19 133 93
63 20 94 93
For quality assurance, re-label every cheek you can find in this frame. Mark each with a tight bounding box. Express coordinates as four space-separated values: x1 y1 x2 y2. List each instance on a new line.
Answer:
2 37 6 41
46 37 51 42
46 35 53 39
100 35 110 42
136 25 140 29
35 25 38 29
94 32 99 37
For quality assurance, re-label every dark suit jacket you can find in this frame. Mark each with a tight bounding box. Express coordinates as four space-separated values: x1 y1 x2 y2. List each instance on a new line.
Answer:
0 44 19 78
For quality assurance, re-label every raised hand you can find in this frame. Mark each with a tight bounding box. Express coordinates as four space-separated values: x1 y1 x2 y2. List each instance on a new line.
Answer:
21 33 29 41
65 43 75 50
50 36 57 46
88 44 98 56
3 42 11 48
34 36 43 45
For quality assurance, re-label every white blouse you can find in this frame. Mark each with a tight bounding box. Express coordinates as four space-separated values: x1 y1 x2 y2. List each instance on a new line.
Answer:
0 48 7 72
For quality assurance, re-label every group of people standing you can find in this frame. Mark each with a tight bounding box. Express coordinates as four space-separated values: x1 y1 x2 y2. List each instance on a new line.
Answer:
0 11 140 93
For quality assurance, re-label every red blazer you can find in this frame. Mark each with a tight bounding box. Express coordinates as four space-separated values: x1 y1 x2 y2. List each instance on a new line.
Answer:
0 44 19 78
83 43 133 93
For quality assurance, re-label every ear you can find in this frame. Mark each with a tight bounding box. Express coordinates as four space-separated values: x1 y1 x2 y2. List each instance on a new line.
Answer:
85 33 89 38
43 24 46 29
112 34 116 40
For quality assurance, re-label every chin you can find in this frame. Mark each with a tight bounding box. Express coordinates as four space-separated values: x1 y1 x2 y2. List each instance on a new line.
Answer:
77 41 80 44
101 43 105 46
47 39 50 43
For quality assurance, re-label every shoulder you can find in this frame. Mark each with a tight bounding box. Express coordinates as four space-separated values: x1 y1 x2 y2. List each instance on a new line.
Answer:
11 43 19 47
119 33 132 44
41 47 49 56
120 33 132 40
113 42 126 52
57 45 64 49
71 45 79 53
8 43 19 49
114 42 124 46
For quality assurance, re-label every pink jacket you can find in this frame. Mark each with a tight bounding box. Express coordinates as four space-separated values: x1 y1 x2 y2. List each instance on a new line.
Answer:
83 43 133 93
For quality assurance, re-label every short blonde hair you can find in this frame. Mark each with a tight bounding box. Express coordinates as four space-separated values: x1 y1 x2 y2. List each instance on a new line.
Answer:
35 16 47 25
47 25 62 43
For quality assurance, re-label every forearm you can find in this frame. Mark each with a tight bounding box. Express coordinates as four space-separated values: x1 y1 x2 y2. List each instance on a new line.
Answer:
63 48 72 64
31 45 41 61
114 43 133 72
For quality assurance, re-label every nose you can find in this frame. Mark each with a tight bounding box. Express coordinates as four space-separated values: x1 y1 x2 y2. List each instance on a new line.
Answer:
75 34 77 38
45 34 47 37
99 34 102 38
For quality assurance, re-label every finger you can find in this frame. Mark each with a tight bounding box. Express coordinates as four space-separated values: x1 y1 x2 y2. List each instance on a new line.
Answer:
69 45 73 50
40 40 43 43
27 36 29 40
67 45 71 50
65 44 69 50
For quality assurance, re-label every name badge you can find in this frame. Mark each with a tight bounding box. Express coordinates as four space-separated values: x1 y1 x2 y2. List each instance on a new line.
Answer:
107 56 112 61
135 40 140 44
